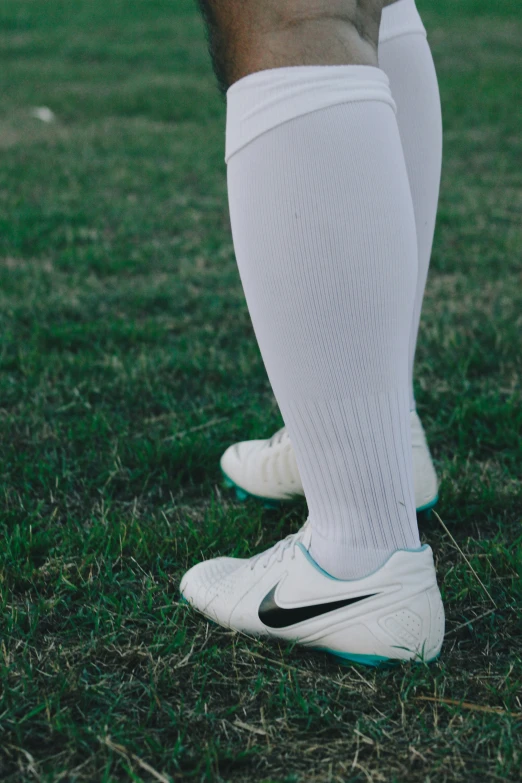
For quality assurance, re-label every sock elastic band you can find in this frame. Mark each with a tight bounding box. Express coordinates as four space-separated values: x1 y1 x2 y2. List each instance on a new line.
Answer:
225 66 395 162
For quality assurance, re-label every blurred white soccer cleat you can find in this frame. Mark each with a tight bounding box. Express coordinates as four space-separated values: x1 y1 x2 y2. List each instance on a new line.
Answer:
221 409 439 514
180 523 445 666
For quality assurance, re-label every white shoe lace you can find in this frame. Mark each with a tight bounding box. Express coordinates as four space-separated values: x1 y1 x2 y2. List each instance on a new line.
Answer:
268 427 287 448
250 521 309 571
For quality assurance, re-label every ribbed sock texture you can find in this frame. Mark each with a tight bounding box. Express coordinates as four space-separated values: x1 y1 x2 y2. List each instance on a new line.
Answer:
380 0 443 410
226 67 421 578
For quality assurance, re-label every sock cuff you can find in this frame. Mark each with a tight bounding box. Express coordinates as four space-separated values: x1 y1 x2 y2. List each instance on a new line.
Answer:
225 65 395 162
379 0 426 44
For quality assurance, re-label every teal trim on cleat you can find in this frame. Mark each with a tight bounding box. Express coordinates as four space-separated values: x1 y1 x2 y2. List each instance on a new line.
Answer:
220 467 283 507
416 495 438 522
298 541 429 582
262 500 281 510
416 494 438 514
322 648 440 667
322 649 392 667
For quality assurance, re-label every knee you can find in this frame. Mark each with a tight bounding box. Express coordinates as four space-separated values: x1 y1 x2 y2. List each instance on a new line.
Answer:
200 0 394 89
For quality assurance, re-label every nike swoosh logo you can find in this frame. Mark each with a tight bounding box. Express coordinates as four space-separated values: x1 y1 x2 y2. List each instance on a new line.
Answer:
258 584 379 629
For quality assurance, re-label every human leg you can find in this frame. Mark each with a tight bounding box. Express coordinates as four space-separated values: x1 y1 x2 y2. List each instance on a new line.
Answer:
182 0 444 662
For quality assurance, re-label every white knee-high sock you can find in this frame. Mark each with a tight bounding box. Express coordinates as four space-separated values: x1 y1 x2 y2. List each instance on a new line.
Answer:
380 0 443 410
226 67 421 579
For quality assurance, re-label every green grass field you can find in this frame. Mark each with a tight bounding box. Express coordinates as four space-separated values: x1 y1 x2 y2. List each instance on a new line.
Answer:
1 0 521 780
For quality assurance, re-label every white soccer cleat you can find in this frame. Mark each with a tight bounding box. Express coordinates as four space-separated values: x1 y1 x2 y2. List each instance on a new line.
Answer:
180 524 445 666
221 410 439 513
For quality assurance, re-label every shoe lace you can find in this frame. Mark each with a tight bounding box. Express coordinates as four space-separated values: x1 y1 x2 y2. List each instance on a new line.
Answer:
268 427 287 448
250 521 309 571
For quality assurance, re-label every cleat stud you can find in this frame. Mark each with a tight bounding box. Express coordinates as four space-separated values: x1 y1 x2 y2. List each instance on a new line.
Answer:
235 488 249 501
416 496 438 523
417 507 433 523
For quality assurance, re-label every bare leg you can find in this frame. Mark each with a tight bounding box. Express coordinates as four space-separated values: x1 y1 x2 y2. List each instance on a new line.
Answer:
197 0 401 90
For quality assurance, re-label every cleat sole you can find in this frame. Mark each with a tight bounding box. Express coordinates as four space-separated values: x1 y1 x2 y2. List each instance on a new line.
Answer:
322 648 440 668
182 598 442 667
323 649 392 667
